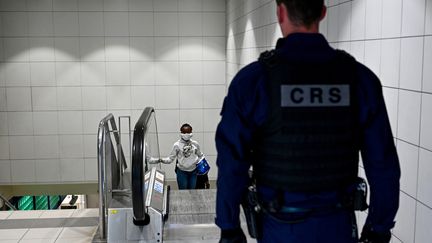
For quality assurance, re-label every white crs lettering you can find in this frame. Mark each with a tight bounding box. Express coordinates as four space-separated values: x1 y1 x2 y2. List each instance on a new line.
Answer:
281 85 350 107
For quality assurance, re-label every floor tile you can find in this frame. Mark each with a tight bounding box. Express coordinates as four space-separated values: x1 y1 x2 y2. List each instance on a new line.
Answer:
54 237 93 243
20 239 56 243
0 211 12 220
70 209 99 218
57 226 97 239
0 228 28 240
8 211 43 220
39 210 74 219
22 227 62 240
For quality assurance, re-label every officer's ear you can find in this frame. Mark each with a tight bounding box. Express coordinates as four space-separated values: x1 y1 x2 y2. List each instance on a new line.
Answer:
276 3 287 25
319 5 327 21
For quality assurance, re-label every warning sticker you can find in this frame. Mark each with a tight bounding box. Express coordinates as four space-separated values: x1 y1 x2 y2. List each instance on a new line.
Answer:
154 181 164 194
156 172 164 181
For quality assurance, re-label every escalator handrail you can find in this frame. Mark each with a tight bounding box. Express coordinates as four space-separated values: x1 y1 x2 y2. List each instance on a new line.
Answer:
132 107 155 223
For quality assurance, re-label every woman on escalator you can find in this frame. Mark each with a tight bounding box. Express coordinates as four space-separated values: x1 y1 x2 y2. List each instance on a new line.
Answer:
159 123 204 190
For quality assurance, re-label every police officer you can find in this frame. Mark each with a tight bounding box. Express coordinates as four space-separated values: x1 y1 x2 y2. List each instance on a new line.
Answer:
215 1 400 243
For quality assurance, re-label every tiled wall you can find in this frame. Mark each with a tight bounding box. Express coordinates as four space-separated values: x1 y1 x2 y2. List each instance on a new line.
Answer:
227 0 432 242
0 0 226 184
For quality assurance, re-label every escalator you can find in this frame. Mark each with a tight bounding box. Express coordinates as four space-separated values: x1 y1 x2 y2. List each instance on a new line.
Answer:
96 107 220 242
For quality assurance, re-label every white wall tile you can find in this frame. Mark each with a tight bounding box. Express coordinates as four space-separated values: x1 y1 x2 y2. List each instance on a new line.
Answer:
58 111 83 134
423 36 432 93
131 86 155 109
104 12 129 36
80 62 105 85
365 0 382 39
203 0 225 12
53 12 79 36
154 37 179 61
179 85 203 109
179 109 203 132
53 0 78 11
0 0 26 11
155 62 179 85
2 12 28 37
106 86 131 109
31 62 56 86
393 193 416 243
6 87 32 111
28 12 53 36
203 13 225 37
381 0 402 38
7 112 33 136
103 0 128 11
106 62 130 85
179 37 203 61
105 37 130 61
179 13 203 37
79 37 105 61
380 39 400 88
203 132 216 155
382 88 399 136
203 109 220 132
78 0 103 11
4 38 29 62
179 62 202 85
84 158 97 181
0 160 11 183
26 0 52 11
203 37 225 60
426 0 432 34
83 134 96 157
57 87 82 110
29 38 55 62
130 37 154 61
0 113 8 135
401 0 426 37
153 0 178 12
397 141 419 197
54 37 80 61
35 159 60 182
131 62 155 85
82 87 107 110
128 0 153 11
78 12 104 36
203 61 225 85
417 149 432 207
129 12 154 36
400 37 424 91
203 85 225 108
59 135 84 158
420 94 432 150
0 136 9 160
179 0 201 11
83 111 107 134
156 109 179 133
9 136 34 159
56 62 81 86
11 160 35 183
350 0 366 40
327 6 339 42
155 86 179 109
397 90 421 145
31 87 57 111
60 158 85 181
364 40 381 77
154 13 179 36
34 136 59 159
338 2 351 42
415 202 432 242
5 63 31 86
33 112 58 135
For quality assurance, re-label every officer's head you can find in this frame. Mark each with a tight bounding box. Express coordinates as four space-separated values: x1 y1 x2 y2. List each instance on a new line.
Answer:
275 0 326 36
180 123 192 134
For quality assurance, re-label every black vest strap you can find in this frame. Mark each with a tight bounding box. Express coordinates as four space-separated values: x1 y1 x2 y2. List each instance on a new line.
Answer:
253 49 360 192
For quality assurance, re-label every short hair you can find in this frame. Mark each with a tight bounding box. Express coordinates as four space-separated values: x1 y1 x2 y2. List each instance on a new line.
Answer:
180 123 192 131
276 0 324 27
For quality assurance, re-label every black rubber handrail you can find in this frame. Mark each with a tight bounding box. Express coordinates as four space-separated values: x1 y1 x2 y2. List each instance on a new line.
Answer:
131 107 154 225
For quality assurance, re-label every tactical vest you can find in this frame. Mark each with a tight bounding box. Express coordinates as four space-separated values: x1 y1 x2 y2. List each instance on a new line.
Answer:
253 50 360 192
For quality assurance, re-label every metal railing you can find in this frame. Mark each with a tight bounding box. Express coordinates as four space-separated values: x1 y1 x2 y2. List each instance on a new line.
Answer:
97 113 128 240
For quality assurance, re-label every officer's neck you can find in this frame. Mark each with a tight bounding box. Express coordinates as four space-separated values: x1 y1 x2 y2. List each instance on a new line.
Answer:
280 22 320 38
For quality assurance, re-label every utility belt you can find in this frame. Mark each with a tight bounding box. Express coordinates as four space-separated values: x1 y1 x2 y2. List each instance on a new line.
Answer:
241 177 369 239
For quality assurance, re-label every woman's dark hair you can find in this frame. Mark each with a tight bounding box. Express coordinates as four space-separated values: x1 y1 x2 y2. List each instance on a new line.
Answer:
180 123 192 131
276 0 324 27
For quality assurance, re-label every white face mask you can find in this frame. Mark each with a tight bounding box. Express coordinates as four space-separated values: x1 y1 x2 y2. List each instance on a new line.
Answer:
180 133 193 141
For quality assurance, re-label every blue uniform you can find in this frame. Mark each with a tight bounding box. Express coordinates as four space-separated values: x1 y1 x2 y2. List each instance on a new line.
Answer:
215 33 400 242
